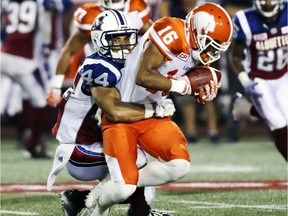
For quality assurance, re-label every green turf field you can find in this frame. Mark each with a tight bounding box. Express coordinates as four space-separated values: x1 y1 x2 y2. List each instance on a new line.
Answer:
1 135 287 216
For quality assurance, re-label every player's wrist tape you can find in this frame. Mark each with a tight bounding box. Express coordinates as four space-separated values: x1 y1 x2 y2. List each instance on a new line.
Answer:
144 103 155 119
169 79 186 94
238 71 250 86
51 74 65 89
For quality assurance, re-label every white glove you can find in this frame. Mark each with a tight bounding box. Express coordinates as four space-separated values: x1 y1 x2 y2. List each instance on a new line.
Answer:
170 75 192 95
238 72 262 99
46 74 65 107
94 108 102 126
144 99 176 118
155 99 176 118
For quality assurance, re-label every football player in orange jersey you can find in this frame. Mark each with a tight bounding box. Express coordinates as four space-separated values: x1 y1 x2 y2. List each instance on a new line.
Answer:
46 0 152 107
86 2 233 216
47 5 174 216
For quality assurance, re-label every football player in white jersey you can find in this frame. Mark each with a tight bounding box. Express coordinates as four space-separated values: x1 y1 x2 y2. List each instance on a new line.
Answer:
46 0 152 107
47 10 175 216
86 3 233 216
230 0 288 161
0 0 71 158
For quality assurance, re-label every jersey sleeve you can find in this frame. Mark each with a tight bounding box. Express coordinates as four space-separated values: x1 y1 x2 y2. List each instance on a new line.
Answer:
127 0 151 30
73 3 102 35
79 58 121 88
232 12 247 45
148 17 189 61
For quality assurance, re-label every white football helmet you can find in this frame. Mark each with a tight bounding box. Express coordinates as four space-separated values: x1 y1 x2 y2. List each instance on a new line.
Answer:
91 10 138 63
254 0 284 18
185 2 233 65
99 0 127 10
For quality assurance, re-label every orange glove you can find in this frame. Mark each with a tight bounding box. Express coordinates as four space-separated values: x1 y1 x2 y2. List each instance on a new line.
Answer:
46 88 61 107
47 74 65 107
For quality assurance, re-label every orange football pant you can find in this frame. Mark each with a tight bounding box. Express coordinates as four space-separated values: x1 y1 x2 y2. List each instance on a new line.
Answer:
101 117 191 184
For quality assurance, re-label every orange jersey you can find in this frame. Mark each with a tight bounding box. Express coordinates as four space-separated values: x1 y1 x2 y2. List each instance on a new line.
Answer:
73 0 151 35
73 3 103 35
65 1 151 83
119 16 199 103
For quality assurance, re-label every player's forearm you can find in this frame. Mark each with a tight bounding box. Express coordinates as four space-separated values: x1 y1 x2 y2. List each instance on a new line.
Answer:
55 47 72 76
91 87 153 123
104 102 147 123
136 67 172 92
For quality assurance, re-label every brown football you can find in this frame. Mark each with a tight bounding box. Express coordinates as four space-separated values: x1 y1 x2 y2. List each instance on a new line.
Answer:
185 66 222 95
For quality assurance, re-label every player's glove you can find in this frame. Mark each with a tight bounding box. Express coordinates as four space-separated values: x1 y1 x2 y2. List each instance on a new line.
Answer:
46 88 61 107
169 75 192 96
46 74 65 107
194 80 221 104
144 99 176 118
238 72 262 99
94 108 102 126
154 98 176 118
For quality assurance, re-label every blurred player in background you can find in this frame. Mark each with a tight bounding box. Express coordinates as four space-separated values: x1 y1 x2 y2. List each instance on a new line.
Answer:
229 0 287 161
86 3 233 215
1 0 72 158
47 10 174 216
46 0 153 107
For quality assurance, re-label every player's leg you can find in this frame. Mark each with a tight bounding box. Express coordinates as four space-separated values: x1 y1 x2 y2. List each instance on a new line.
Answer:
137 118 191 187
63 144 108 216
251 77 287 161
0 74 14 114
89 124 139 215
17 68 47 108
48 142 108 216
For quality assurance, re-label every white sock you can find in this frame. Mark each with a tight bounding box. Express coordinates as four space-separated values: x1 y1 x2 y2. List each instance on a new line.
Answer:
138 159 190 187
98 180 136 211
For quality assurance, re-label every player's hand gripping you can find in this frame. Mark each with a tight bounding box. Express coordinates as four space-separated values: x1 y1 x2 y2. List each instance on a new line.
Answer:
195 80 221 104
144 98 176 118
154 98 176 118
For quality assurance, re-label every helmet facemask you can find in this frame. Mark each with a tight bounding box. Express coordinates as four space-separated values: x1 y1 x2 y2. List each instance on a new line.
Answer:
195 33 230 65
99 30 138 63
91 10 138 63
100 0 127 10
185 3 233 65
254 0 283 19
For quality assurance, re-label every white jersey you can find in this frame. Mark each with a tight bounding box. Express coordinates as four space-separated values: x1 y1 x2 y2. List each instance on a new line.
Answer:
118 16 199 104
52 52 124 144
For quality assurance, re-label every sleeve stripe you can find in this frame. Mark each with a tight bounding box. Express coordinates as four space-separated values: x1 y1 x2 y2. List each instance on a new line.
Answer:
149 28 174 60
83 58 122 81
73 20 92 31
139 6 150 18
237 11 252 46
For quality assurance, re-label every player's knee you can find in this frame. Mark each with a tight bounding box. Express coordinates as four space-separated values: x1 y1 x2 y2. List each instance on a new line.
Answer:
114 184 137 202
166 159 190 181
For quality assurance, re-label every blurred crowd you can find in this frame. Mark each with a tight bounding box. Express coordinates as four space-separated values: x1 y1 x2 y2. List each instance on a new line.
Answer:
0 0 278 159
